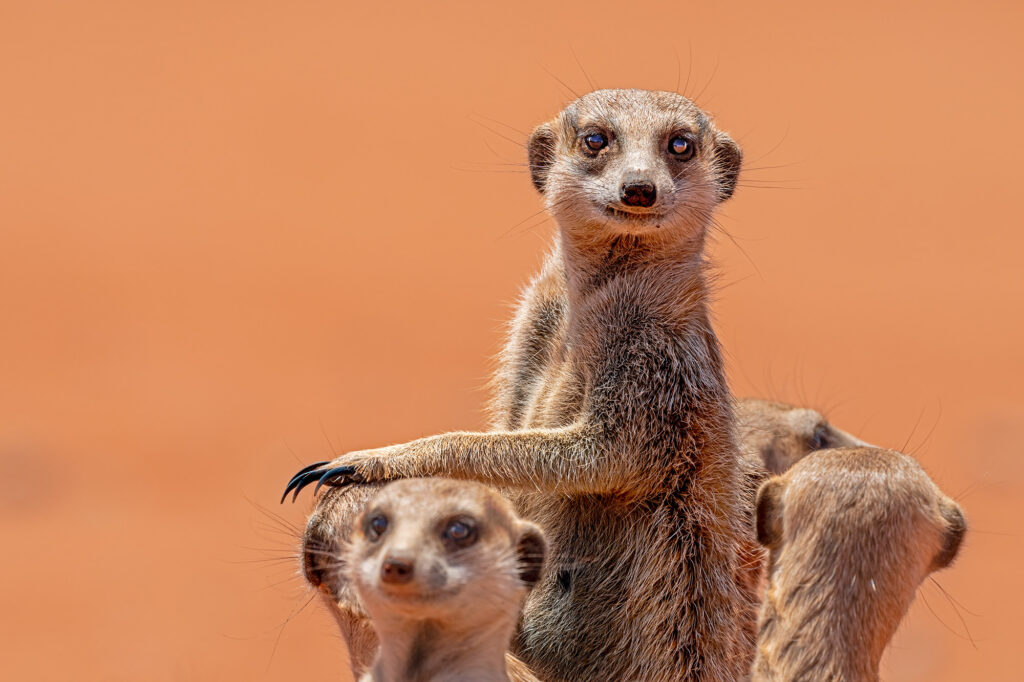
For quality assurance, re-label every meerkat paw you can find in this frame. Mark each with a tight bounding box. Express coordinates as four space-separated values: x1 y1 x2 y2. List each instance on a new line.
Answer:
281 448 401 503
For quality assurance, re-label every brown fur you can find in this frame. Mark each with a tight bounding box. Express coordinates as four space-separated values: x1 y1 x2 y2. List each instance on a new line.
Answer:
303 397 858 677
297 89 751 681
346 478 545 682
752 448 966 682
736 398 869 477
732 398 871 648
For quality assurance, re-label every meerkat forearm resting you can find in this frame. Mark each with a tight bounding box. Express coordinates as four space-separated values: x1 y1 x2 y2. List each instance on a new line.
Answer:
287 422 621 497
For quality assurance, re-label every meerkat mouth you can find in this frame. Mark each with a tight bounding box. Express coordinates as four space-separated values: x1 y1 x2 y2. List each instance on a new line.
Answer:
604 205 664 225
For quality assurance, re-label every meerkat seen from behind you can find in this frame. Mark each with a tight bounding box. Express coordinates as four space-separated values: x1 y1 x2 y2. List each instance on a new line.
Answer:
752 447 966 682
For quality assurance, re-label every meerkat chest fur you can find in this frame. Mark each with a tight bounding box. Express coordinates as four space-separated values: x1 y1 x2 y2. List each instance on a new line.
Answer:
508 244 746 680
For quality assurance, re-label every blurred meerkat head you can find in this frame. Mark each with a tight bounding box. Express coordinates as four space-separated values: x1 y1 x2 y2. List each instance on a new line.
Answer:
347 478 546 625
736 397 870 475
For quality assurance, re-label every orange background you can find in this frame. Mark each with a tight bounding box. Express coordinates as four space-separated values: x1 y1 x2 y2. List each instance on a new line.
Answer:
1 1 1021 680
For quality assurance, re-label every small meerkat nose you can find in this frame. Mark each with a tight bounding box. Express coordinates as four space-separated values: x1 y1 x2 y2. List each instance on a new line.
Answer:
381 556 415 584
620 181 657 207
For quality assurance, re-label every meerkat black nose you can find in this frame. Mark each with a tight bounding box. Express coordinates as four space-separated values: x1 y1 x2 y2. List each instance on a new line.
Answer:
381 557 415 584
620 181 657 208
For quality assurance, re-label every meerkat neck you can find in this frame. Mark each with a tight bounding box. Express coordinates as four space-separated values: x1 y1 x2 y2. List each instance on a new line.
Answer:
557 228 708 310
753 578 892 682
369 618 513 682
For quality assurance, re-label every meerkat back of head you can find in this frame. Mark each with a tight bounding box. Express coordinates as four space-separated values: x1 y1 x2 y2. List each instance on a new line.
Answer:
347 478 546 682
752 447 966 682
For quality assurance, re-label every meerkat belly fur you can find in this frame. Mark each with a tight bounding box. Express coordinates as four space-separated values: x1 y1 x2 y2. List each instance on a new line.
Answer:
752 448 966 682
291 89 753 681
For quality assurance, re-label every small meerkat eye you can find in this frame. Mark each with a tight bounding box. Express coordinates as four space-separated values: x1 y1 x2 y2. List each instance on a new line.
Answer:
367 514 389 540
583 133 608 152
808 424 830 451
442 518 478 549
668 136 695 160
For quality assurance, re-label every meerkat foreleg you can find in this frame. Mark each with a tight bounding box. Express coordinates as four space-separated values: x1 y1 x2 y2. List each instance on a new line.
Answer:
281 421 649 502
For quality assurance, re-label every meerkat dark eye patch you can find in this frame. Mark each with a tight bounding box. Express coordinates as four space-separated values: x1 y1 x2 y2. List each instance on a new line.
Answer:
807 423 831 451
583 132 607 152
366 513 389 540
441 517 478 550
668 136 695 160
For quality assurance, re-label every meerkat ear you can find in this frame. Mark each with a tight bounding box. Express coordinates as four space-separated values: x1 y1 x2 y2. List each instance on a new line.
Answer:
754 477 786 548
515 521 547 588
528 122 557 194
933 500 967 570
712 131 742 201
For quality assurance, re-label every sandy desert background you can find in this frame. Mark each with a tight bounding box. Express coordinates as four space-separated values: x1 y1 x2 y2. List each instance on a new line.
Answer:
2 1 1022 680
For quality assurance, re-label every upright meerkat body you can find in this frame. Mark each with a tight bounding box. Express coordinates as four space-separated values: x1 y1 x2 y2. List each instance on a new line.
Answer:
290 89 752 680
752 447 966 682
347 478 545 682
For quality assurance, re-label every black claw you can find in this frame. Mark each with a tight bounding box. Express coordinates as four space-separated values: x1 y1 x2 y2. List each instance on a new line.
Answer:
280 460 331 504
312 466 358 497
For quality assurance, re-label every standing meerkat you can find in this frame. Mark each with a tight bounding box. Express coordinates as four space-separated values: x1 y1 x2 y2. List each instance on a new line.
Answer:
288 89 751 681
347 478 546 682
751 447 967 682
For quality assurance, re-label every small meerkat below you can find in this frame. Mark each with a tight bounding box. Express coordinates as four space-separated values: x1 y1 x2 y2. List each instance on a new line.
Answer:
290 88 752 681
348 478 546 682
752 447 967 682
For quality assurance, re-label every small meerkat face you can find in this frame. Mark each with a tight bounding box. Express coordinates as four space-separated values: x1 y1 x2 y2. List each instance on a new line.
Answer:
348 478 546 622
528 89 741 240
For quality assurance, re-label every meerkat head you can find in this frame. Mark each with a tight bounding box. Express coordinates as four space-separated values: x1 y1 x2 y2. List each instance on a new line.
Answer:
347 478 547 624
755 448 966 655
736 398 871 475
528 89 741 243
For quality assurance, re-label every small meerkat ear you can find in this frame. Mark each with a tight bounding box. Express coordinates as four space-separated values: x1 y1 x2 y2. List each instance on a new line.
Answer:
754 477 786 548
933 500 967 570
515 521 547 587
712 131 742 201
528 122 557 194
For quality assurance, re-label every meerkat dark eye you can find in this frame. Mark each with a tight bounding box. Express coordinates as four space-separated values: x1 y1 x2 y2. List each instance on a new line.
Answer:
668 136 695 160
808 424 830 451
367 514 389 540
442 518 478 549
583 133 607 152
